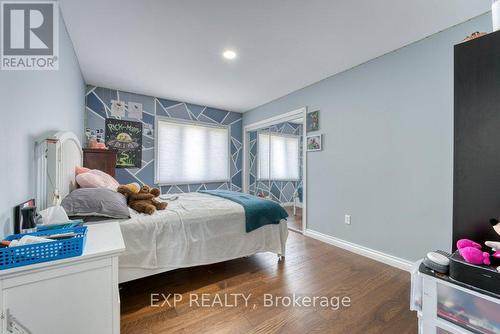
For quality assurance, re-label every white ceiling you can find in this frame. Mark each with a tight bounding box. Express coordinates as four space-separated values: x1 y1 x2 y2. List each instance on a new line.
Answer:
59 0 490 112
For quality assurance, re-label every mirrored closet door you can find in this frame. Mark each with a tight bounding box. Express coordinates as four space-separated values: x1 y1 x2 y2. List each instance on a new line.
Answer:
246 116 304 233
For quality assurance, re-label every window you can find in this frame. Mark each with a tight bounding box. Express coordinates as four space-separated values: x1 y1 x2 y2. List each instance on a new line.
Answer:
156 119 230 184
257 132 299 181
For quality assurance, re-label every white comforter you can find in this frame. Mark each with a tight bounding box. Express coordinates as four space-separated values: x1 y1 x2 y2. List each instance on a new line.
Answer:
118 192 288 270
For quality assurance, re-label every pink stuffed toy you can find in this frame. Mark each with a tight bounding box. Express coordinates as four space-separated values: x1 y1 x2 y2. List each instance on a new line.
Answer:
459 247 491 265
457 239 490 265
456 239 481 250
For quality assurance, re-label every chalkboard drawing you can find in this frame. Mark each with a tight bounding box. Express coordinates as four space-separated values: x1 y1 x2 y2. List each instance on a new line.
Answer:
105 119 142 168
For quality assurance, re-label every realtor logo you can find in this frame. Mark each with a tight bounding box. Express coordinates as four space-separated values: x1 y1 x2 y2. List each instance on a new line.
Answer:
1 1 59 70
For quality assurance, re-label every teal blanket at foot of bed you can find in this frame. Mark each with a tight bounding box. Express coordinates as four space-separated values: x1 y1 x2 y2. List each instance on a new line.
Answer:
199 190 288 232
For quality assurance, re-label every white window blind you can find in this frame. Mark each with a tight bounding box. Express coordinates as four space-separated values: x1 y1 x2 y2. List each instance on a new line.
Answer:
257 132 299 181
156 119 230 184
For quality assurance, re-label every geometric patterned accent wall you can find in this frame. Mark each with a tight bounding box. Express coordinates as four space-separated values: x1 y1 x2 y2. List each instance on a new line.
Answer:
248 121 303 204
85 85 243 194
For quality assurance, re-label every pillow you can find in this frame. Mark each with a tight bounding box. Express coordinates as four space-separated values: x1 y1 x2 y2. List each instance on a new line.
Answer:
76 169 119 190
75 166 90 176
62 188 130 219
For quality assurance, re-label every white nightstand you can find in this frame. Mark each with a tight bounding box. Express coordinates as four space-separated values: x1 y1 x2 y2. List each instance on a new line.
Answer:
0 222 125 334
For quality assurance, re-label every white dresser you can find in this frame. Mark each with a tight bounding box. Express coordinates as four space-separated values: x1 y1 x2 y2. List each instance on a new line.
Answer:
0 222 125 334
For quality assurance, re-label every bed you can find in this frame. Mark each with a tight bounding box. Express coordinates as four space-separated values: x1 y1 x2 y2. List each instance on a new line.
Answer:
36 131 288 283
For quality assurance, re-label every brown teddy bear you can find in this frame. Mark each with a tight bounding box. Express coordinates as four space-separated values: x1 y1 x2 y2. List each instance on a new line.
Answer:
117 184 167 215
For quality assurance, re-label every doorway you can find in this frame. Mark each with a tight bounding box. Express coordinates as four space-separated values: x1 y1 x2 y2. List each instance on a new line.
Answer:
244 108 307 233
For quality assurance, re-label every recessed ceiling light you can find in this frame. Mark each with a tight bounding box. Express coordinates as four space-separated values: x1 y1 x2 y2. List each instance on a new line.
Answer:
223 50 237 60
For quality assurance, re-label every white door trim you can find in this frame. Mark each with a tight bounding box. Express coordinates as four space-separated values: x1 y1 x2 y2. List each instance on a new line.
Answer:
244 108 307 132
243 107 307 234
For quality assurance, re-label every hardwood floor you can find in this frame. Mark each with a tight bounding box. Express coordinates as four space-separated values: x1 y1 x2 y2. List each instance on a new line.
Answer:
285 206 302 232
120 231 417 334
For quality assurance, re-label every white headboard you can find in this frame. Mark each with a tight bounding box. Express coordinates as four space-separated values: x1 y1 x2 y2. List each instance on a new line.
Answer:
36 131 82 210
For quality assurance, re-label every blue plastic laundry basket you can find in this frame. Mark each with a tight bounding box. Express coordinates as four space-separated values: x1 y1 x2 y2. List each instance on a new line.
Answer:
0 226 87 270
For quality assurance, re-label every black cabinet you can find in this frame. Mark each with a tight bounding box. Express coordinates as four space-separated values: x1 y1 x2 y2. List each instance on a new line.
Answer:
453 30 500 249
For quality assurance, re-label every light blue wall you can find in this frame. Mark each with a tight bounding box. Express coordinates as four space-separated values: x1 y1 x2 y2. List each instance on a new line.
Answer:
0 13 85 237
243 14 492 261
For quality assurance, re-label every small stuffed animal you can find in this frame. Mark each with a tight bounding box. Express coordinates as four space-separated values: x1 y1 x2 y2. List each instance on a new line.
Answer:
456 239 481 250
490 218 500 236
484 240 500 273
463 31 487 42
459 247 491 266
457 239 491 266
485 241 500 251
117 184 167 215
485 241 500 272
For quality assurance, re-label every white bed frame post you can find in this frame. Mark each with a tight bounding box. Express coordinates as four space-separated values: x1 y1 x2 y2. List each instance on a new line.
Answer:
279 221 288 261
36 131 83 211
35 138 48 211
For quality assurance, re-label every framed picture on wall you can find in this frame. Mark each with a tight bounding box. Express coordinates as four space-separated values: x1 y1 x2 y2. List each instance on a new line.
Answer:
306 110 319 132
306 134 322 151
105 119 143 168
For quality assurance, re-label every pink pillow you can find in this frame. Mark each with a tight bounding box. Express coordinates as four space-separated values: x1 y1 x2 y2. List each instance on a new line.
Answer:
75 166 91 176
76 169 119 191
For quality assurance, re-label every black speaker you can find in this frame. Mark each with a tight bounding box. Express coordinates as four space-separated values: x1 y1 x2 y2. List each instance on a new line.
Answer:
449 251 500 296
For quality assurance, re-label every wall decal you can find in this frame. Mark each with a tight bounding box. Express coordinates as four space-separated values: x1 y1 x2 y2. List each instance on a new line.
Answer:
85 85 243 194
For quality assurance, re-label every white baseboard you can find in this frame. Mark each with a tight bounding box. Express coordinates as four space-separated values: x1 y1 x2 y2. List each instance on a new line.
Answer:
303 229 413 272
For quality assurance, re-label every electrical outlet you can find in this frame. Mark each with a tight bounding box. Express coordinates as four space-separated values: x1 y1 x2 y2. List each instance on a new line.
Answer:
345 214 351 225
